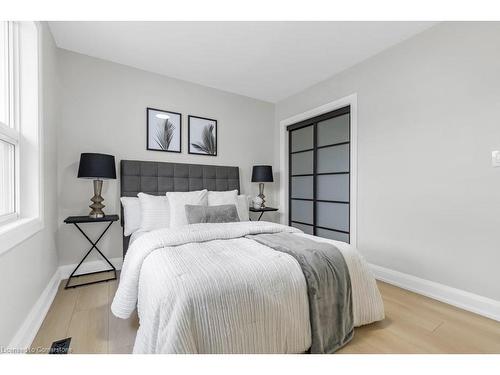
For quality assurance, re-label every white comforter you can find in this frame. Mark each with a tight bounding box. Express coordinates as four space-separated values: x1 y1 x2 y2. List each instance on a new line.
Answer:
111 221 384 354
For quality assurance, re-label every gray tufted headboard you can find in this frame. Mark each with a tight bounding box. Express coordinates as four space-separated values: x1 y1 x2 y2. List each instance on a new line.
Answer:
120 159 240 257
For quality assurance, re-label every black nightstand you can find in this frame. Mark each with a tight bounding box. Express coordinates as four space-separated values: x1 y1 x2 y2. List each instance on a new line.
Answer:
249 207 278 221
63 214 119 289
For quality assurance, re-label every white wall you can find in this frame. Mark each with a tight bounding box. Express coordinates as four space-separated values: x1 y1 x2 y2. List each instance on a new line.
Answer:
0 23 59 347
275 22 500 301
57 50 276 265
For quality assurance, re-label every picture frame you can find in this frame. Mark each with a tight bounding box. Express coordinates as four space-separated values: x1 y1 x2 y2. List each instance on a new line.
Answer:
146 107 182 153
188 115 218 156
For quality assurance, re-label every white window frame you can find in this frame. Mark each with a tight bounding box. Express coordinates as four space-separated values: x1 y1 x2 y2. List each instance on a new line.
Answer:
0 21 19 225
0 21 43 255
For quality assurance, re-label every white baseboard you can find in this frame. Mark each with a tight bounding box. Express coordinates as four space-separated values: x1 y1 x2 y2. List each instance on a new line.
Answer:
7 270 60 353
370 263 500 322
59 257 123 280
7 257 123 353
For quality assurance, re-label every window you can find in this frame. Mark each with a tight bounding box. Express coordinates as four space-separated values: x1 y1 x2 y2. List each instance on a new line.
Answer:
287 106 351 243
0 21 17 224
0 21 42 254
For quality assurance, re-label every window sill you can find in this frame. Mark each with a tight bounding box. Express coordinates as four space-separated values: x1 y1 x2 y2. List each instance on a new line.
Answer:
0 217 43 256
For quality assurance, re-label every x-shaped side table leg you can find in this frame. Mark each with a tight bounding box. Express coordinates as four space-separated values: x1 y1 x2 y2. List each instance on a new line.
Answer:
249 211 265 221
65 221 117 289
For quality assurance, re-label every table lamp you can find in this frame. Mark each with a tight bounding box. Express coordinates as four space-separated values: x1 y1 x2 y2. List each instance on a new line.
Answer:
251 165 273 208
77 153 116 218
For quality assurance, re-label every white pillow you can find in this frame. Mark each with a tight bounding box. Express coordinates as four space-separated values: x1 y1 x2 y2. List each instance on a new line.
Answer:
208 190 238 206
120 197 142 236
167 189 208 227
137 192 170 232
236 194 250 221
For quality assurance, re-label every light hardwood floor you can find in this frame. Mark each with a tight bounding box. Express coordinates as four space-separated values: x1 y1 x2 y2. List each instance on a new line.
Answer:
30 275 500 354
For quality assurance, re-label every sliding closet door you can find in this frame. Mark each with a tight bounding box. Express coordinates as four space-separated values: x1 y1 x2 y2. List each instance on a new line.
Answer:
288 106 351 242
289 125 315 234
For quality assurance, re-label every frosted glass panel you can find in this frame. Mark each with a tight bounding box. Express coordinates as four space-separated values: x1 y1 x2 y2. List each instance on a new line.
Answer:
317 114 349 147
291 222 314 235
316 202 349 232
291 176 313 199
291 151 313 175
291 126 313 152
317 174 349 202
316 228 349 243
291 200 313 224
317 144 349 173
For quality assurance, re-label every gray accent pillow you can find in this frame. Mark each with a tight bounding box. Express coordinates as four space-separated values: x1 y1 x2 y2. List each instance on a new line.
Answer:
185 204 240 224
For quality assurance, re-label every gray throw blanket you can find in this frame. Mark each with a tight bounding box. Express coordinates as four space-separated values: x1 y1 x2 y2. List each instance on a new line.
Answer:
248 232 354 353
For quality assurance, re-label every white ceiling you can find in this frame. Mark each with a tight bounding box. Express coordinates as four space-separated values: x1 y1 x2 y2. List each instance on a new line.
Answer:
49 21 436 103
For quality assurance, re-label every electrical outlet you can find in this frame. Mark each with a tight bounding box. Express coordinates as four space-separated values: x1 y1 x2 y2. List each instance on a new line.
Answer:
492 151 500 167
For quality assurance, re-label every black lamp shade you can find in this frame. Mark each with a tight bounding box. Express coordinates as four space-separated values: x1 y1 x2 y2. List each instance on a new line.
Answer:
77 153 116 179
251 165 273 182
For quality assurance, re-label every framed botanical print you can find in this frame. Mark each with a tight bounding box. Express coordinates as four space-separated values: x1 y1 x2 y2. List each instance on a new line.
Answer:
188 115 217 156
147 107 182 153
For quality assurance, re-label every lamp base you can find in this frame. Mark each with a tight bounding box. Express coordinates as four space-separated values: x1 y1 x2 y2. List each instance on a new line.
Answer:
89 179 105 218
89 211 105 219
258 182 266 208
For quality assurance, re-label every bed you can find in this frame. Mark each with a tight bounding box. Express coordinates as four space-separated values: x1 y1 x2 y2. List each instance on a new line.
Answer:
112 160 384 354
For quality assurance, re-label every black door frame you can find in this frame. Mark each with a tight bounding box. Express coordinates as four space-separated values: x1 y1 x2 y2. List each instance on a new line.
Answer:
287 105 351 242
